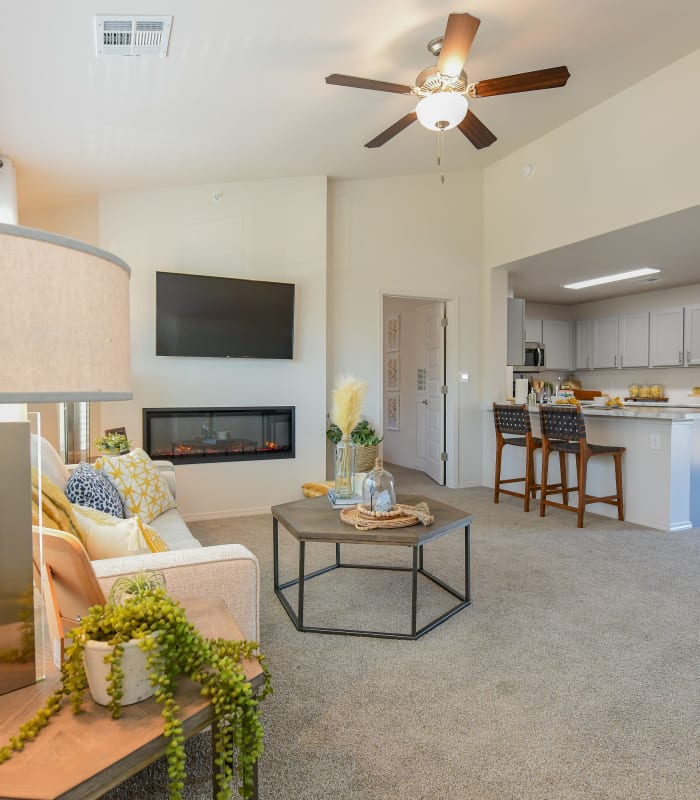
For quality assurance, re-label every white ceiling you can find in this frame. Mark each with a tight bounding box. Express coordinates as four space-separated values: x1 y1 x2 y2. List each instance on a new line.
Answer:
3 0 700 210
1 1 699 303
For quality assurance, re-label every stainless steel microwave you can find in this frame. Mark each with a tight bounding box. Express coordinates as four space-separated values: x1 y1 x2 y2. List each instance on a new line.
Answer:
517 342 545 372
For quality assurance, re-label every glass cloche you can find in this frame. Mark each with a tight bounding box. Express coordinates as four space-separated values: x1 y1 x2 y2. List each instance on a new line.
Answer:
362 458 396 512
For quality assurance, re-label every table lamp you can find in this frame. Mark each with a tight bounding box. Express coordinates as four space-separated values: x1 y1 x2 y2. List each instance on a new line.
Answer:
0 222 132 694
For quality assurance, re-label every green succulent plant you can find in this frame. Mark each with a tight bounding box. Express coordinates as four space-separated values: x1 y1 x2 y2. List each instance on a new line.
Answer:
0 586 272 800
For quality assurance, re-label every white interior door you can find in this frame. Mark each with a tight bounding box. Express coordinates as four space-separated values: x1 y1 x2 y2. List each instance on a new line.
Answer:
421 302 446 485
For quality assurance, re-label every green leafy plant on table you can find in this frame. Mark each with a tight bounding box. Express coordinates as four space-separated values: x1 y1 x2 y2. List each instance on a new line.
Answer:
326 418 383 445
0 582 272 800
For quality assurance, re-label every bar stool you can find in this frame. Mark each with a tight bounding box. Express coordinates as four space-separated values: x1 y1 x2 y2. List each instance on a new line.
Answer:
538 403 625 528
492 403 543 512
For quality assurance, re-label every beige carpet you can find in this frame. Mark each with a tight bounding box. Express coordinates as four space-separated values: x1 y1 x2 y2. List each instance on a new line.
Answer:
102 464 700 799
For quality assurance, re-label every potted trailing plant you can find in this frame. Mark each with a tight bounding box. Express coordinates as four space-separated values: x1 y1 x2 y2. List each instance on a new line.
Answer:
0 581 272 800
327 418 383 473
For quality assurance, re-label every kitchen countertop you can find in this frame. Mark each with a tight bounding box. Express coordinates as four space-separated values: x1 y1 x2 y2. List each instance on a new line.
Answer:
540 403 700 421
487 403 700 421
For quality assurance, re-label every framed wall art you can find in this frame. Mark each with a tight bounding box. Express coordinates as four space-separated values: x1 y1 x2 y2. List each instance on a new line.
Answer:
385 393 400 431
385 353 400 391
385 315 400 352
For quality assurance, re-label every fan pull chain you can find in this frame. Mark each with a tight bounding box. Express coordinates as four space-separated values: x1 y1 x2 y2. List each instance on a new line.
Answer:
436 129 445 184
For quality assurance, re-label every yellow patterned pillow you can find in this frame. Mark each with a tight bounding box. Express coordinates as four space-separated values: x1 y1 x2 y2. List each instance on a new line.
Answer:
95 448 177 524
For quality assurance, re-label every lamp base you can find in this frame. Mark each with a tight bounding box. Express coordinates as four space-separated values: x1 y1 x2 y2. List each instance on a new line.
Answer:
0 421 37 695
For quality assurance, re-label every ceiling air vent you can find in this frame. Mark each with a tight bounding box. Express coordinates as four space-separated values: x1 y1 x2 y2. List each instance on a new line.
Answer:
95 15 172 57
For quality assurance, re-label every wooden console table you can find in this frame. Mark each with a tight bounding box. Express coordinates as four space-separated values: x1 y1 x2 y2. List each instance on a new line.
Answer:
0 598 264 799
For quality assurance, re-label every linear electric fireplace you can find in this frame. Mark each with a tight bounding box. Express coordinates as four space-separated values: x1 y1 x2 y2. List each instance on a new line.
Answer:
143 407 295 465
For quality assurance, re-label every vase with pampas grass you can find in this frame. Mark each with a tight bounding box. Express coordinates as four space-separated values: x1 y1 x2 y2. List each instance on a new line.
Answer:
330 376 367 498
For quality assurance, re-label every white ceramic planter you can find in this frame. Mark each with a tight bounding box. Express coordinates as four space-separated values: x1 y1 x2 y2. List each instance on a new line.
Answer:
83 635 157 706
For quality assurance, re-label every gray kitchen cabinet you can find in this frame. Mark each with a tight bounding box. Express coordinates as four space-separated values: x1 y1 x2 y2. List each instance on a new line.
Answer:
650 308 684 366
524 318 543 343
542 319 572 370
575 319 592 370
619 312 649 367
507 297 525 366
593 316 619 368
684 304 700 365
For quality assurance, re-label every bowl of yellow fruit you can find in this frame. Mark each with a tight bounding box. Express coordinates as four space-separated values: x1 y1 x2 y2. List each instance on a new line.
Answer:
605 396 625 408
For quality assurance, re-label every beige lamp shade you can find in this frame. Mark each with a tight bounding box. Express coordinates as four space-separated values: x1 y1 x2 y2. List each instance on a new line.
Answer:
0 223 132 402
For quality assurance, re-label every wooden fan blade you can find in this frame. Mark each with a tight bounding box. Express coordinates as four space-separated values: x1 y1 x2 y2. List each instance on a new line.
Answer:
457 110 497 149
471 66 571 97
437 13 481 78
365 112 418 148
325 74 412 95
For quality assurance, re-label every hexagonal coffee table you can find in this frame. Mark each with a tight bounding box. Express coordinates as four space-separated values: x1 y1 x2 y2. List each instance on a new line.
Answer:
271 494 472 640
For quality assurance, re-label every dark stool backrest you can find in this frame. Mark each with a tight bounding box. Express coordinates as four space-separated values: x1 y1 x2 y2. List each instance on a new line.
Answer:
539 404 587 442
493 403 532 436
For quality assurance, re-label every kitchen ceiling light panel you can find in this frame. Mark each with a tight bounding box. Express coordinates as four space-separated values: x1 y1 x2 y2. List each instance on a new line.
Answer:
95 15 172 57
562 267 661 290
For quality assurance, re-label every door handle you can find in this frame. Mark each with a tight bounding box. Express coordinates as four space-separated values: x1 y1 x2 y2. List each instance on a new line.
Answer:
421 399 428 405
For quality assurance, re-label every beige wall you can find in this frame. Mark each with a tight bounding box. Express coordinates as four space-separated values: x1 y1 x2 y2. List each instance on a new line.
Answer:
328 170 484 487
97 177 327 518
483 47 700 269
20 201 99 246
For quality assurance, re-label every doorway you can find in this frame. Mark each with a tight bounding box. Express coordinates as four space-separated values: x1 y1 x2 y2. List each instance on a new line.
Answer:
382 295 447 485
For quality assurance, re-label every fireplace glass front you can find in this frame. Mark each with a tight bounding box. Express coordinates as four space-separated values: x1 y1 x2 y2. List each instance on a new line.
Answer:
143 407 294 465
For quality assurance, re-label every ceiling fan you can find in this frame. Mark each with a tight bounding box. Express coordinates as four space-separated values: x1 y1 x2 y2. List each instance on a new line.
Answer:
326 11 570 150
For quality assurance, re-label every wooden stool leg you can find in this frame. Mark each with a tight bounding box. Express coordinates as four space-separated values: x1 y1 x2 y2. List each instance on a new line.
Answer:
531 448 540 499
577 450 588 528
539 442 550 517
559 451 568 504
494 436 503 504
614 452 624 520
524 445 533 512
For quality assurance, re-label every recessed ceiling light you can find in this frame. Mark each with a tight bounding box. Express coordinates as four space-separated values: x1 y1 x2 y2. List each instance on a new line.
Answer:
562 267 661 290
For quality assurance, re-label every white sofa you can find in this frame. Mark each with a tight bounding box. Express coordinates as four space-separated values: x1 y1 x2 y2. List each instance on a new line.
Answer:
33 437 261 641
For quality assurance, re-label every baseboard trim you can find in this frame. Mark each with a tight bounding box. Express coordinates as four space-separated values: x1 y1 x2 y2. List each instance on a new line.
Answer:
183 507 270 522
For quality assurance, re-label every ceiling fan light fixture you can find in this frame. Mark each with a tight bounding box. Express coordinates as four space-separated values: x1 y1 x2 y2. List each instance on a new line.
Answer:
416 92 468 131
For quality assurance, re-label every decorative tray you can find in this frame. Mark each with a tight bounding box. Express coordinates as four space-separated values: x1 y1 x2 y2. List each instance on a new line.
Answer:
624 397 669 402
340 501 434 531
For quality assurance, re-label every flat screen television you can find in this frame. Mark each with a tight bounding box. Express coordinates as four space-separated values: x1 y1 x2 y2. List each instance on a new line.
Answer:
156 271 295 359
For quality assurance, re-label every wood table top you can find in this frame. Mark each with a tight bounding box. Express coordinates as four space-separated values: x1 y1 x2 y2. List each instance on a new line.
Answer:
271 494 472 546
0 597 263 800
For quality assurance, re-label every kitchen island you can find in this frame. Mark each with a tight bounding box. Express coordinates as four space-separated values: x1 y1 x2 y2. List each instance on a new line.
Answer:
484 403 700 532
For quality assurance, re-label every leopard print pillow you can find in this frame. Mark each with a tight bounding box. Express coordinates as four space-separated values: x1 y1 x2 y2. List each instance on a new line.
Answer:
65 462 124 518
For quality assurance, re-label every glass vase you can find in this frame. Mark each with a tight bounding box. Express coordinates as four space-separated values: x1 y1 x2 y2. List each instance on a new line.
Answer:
334 435 356 499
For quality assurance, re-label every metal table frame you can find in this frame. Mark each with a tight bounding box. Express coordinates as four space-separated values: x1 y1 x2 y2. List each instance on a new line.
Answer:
272 513 471 640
